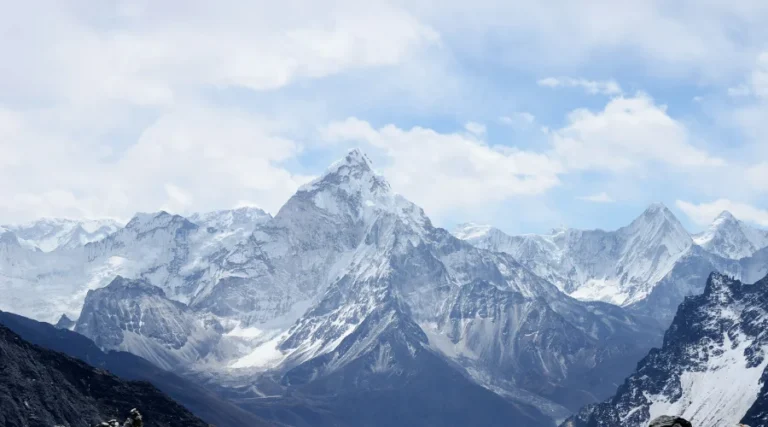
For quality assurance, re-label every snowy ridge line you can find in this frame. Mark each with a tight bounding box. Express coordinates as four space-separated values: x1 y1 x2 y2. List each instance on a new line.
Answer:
563 272 768 427
454 205 768 308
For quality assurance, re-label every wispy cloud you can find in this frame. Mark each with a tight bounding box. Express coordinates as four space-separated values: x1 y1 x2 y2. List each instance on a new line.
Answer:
500 112 535 128
676 199 768 227
551 94 724 172
464 121 487 136
578 192 615 203
728 84 751 97
537 77 622 95
322 117 563 217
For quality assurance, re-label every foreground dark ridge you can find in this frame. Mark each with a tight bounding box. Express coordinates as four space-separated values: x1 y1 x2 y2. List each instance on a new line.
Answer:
0 310 273 427
0 323 207 427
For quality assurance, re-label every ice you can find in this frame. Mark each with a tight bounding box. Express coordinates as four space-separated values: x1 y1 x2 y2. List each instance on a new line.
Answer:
646 333 768 427
230 334 287 370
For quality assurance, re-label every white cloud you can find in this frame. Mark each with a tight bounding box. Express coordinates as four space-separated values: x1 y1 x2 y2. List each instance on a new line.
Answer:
724 52 768 99
0 1 440 107
551 93 724 172
500 112 535 128
107 106 315 217
578 192 615 203
162 183 194 214
746 162 768 192
750 52 768 98
318 92 727 218
676 199 768 227
8 191 98 222
537 77 622 95
0 1 441 223
323 117 562 217
728 84 752 97
464 121 487 136
0 0 763 228
0 105 313 222
414 0 768 82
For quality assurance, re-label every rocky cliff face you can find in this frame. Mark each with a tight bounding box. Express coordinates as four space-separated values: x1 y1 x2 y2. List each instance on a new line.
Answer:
75 276 221 371
0 310 271 427
563 272 768 427
0 323 208 427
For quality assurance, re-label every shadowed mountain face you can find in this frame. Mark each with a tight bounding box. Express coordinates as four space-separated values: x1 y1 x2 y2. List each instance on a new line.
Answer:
0 322 208 427
0 311 272 427
563 273 768 427
239 300 556 427
74 276 222 371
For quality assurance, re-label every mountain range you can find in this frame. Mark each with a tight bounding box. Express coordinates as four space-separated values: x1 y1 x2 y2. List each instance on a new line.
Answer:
1 217 122 252
454 205 768 327
1 148 767 426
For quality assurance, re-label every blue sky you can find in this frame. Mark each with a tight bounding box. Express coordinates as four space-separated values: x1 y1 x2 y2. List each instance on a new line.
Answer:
2 0 768 235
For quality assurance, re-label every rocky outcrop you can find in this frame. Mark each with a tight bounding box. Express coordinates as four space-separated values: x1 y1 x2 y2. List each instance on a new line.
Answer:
649 416 692 427
562 273 768 427
0 324 207 427
98 408 143 427
75 276 221 371
0 310 272 427
55 313 76 330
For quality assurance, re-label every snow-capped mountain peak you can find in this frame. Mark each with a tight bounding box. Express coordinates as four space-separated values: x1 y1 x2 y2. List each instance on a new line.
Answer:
715 209 736 221
189 206 271 231
284 148 426 231
456 203 694 306
333 147 375 171
451 223 494 241
693 210 768 259
693 211 738 243
126 211 174 229
624 203 688 238
1 217 122 252
122 211 196 236
617 203 693 283
297 148 390 200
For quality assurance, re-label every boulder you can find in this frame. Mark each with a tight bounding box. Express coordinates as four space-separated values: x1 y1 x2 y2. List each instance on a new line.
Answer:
649 416 693 427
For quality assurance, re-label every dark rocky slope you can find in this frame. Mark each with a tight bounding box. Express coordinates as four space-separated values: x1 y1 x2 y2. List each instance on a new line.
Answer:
0 323 208 427
562 273 768 427
0 310 272 427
